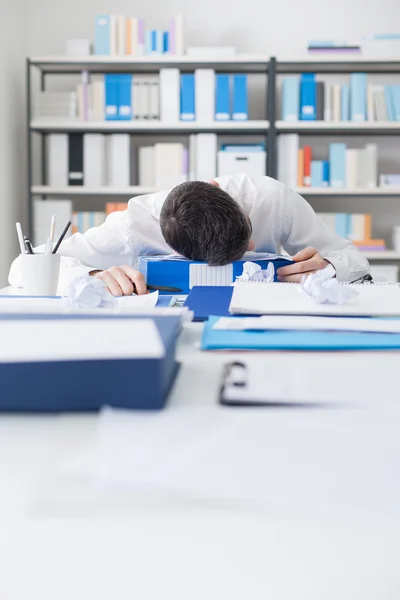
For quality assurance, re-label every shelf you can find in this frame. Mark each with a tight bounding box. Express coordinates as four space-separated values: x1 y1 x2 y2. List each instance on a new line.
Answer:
29 54 269 73
362 251 400 260
276 121 400 134
296 187 400 196
276 56 400 74
30 119 270 133
31 186 158 196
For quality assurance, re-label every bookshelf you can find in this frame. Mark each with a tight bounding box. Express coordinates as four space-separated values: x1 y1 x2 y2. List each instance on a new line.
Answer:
296 188 400 196
31 185 158 196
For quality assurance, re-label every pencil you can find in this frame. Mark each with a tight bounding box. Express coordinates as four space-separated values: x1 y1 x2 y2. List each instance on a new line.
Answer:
52 220 72 254
146 284 183 293
16 222 26 254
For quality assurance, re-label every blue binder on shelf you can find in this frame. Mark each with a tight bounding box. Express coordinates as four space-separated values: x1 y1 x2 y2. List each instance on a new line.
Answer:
105 74 119 120
0 315 181 413
300 73 316 121
180 74 195 121
202 315 400 351
118 74 133 120
139 255 294 295
95 15 110 55
232 75 248 121
215 74 230 121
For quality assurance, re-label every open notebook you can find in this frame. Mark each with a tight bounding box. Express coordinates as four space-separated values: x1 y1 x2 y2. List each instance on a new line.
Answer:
229 282 400 317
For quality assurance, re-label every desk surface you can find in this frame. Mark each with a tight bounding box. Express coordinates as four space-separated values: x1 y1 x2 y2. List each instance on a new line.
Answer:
1 289 400 599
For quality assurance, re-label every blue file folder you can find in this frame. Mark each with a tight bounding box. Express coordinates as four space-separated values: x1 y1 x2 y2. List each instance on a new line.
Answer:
0 315 181 412
105 74 119 120
184 287 235 321
215 74 230 121
180 74 195 121
95 15 110 55
202 315 400 351
232 75 248 121
300 73 316 121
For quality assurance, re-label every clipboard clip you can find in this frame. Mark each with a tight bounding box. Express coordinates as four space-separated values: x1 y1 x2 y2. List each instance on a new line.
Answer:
219 361 247 404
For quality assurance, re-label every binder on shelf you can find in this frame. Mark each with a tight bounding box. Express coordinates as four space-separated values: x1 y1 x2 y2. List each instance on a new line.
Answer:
324 83 332 121
126 17 138 55
109 15 118 56
384 86 395 121
139 146 155 186
393 85 400 120
108 134 131 187
346 148 358 189
83 134 106 187
47 134 68 187
332 83 341 121
335 213 349 238
195 134 217 181
300 73 316 121
232 75 248 121
363 144 378 188
195 69 215 123
311 161 324 187
160 68 180 123
281 77 299 121
118 74 132 120
303 145 312 187
215 74 230 121
297 149 304 186
116 15 126 56
0 316 181 412
180 74 195 121
316 81 324 121
105 74 119 120
341 84 350 121
350 73 367 121
374 86 387 121
322 161 329 186
68 134 84 186
329 143 346 188
95 15 110 55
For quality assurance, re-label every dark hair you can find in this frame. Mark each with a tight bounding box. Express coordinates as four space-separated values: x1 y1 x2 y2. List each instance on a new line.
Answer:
160 181 252 265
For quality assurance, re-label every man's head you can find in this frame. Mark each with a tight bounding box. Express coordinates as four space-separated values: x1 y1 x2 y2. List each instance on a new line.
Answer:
160 181 253 265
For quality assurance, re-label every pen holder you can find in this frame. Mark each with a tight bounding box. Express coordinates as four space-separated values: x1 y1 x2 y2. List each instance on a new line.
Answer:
20 253 61 296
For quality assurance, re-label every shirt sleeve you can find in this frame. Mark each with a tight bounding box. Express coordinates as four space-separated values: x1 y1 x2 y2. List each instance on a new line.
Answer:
8 208 133 294
280 186 370 282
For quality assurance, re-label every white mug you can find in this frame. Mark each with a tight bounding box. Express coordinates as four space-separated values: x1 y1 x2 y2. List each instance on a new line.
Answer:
20 253 61 296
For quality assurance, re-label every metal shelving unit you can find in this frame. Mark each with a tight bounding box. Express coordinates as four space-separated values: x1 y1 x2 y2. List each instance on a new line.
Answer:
27 54 273 236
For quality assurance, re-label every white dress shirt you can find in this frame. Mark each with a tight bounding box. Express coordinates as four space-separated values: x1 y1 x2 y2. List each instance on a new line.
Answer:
9 174 369 291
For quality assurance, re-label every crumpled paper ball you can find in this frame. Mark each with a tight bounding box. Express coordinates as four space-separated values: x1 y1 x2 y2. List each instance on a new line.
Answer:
236 261 275 283
301 264 359 304
66 275 117 308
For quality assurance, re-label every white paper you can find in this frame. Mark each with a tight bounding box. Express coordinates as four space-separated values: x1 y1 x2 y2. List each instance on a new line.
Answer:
229 281 400 317
213 315 400 334
0 318 165 362
236 261 275 283
300 264 358 305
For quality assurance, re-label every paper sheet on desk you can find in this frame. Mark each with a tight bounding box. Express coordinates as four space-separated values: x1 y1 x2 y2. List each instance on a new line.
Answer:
87 405 400 525
0 293 159 313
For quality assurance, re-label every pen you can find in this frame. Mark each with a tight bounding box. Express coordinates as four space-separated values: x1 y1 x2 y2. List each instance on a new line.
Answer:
52 220 72 254
45 215 56 255
146 284 183 293
23 236 34 255
16 222 26 254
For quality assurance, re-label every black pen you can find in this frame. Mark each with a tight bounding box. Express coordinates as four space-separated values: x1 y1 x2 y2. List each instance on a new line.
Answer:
23 236 34 254
52 220 72 254
146 284 183 293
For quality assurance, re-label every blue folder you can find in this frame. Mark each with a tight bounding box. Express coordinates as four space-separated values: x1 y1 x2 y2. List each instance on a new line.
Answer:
202 315 400 351
0 315 181 413
184 286 235 321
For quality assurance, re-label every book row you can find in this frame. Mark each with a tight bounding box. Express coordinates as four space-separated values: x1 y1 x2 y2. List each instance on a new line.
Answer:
45 134 267 189
317 212 385 250
281 74 400 122
95 14 184 56
35 71 249 123
278 135 382 189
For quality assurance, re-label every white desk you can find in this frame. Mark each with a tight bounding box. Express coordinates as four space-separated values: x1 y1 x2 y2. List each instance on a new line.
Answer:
1 290 400 599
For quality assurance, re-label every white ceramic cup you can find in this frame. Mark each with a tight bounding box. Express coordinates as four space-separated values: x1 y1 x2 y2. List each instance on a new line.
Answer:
20 253 61 296
393 227 400 253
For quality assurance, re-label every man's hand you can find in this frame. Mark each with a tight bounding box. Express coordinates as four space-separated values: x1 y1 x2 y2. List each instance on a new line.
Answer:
90 265 147 296
277 247 330 283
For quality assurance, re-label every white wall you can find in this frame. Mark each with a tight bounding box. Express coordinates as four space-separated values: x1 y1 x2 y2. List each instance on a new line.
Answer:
26 0 400 56
0 1 27 286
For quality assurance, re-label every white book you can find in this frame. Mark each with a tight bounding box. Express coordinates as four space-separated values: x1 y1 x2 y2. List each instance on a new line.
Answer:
195 134 217 181
277 134 298 188
346 148 359 189
363 144 378 188
154 143 183 188
47 134 68 186
174 14 184 56
189 134 197 180
349 214 366 241
143 79 151 120
129 18 138 56
374 86 388 121
110 15 118 56
117 15 126 55
195 69 215 123
317 212 336 233
149 78 160 119
83 134 106 187
91 78 105 121
33 199 72 247
159 68 180 123
367 84 375 122
229 281 400 317
323 83 332 121
107 134 130 187
76 83 84 120
332 84 341 121
139 146 155 187
132 79 140 119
